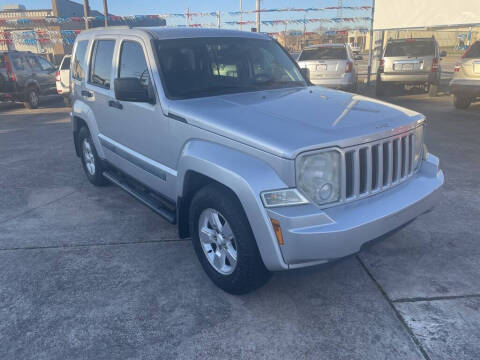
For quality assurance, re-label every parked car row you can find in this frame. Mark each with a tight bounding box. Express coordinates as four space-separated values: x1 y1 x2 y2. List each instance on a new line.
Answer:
0 50 58 108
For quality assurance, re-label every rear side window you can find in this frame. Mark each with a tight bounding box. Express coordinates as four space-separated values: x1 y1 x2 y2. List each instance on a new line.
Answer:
37 57 55 71
90 40 115 89
26 56 42 71
72 41 88 80
61 57 71 70
10 54 27 71
464 42 480 59
298 47 347 61
118 41 151 88
385 41 435 57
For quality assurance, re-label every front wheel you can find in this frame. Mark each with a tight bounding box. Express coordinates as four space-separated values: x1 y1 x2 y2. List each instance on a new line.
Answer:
453 94 471 109
190 184 271 294
428 82 439 97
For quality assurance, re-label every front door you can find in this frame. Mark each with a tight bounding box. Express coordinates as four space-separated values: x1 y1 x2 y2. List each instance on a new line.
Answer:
102 37 173 198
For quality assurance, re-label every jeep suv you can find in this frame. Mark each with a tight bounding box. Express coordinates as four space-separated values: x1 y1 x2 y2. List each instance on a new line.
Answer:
450 41 480 109
71 28 443 294
0 51 57 108
376 38 446 97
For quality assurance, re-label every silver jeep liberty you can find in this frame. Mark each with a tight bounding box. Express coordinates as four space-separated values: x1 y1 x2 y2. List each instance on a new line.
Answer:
70 27 444 294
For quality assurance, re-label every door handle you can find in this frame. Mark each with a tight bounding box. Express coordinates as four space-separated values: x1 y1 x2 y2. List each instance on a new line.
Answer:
81 90 93 98
108 100 123 110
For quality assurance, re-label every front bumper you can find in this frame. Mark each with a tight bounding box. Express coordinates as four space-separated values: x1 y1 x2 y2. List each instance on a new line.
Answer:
266 154 443 269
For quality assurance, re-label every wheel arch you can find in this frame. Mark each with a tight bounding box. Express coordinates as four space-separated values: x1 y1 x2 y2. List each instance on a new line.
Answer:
176 140 289 271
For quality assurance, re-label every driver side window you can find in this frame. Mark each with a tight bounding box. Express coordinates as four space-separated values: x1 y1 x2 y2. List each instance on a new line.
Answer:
118 41 151 89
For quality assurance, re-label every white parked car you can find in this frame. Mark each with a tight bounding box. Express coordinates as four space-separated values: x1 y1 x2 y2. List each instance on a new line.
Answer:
56 55 71 105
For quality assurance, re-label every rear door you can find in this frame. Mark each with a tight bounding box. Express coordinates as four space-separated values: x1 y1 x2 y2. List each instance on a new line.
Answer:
84 38 116 140
10 53 33 91
36 56 57 94
298 46 349 79
59 56 71 92
384 40 435 74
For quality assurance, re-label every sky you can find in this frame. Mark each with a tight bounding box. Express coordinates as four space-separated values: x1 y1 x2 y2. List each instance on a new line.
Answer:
7 0 372 32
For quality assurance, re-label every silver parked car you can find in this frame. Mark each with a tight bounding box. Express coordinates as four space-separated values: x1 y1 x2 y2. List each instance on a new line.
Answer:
450 41 480 109
71 27 443 294
297 44 358 91
377 38 446 97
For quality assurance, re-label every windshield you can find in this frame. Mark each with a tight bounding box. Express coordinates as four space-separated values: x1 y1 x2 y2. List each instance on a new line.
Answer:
155 37 306 99
385 41 435 57
299 47 347 61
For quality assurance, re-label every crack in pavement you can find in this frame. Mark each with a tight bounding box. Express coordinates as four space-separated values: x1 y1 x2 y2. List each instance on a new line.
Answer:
356 255 432 360
393 293 480 303
0 238 190 252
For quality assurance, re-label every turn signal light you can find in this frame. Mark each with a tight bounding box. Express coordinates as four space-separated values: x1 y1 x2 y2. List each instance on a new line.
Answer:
270 218 284 246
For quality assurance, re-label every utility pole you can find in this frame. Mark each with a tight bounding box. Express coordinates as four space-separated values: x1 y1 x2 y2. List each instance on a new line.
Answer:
83 0 90 29
239 0 243 31
367 0 375 86
103 0 108 27
217 11 221 28
256 0 261 33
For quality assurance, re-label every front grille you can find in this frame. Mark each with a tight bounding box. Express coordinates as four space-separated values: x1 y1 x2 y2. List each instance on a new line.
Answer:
342 130 417 202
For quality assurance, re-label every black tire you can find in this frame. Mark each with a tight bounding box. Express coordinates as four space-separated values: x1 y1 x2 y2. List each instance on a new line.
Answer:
453 94 471 109
24 87 39 109
189 183 272 294
428 83 439 97
78 126 109 186
375 77 384 97
63 96 71 107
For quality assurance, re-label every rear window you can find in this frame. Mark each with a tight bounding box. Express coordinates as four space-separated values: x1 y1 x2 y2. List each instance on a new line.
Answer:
299 47 347 61
61 57 71 70
464 41 480 59
72 41 88 80
385 40 435 57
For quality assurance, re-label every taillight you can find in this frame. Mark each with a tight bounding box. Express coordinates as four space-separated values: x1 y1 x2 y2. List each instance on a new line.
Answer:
56 71 61 81
378 59 385 73
432 58 439 72
454 63 461 72
4 55 16 81
345 61 353 73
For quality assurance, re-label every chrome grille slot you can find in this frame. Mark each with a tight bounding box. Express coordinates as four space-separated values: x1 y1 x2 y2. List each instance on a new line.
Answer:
340 129 417 205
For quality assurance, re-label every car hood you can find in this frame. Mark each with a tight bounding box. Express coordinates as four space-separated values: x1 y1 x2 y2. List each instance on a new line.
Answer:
168 86 424 159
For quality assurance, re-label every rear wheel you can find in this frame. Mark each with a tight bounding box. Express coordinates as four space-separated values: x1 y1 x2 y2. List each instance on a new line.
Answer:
24 87 39 109
189 184 271 294
78 126 109 186
428 82 439 97
453 94 471 109
375 77 384 97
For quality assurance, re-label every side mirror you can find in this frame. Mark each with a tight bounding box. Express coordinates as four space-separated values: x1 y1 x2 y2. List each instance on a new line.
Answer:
300 67 310 81
440 51 447 58
355 55 363 61
114 77 153 103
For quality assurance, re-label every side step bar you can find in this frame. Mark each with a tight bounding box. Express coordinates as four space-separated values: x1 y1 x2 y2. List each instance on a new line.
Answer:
103 171 176 224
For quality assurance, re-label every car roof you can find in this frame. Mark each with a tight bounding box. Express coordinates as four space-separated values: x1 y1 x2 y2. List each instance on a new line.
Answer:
387 38 435 43
75 26 271 41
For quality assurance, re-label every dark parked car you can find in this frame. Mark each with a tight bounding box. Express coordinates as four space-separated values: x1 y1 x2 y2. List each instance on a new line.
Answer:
0 51 57 108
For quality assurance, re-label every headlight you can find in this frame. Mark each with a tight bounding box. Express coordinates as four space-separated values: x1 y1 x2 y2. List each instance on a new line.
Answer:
261 188 309 208
413 125 424 170
296 150 341 206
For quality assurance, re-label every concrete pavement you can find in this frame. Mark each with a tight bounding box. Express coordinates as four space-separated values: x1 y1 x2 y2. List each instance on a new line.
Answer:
0 93 479 359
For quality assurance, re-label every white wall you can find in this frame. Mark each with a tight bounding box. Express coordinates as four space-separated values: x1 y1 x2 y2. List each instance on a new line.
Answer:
373 0 480 30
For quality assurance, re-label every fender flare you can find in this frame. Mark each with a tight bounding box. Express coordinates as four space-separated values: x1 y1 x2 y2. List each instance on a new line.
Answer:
176 140 290 271
71 100 105 159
